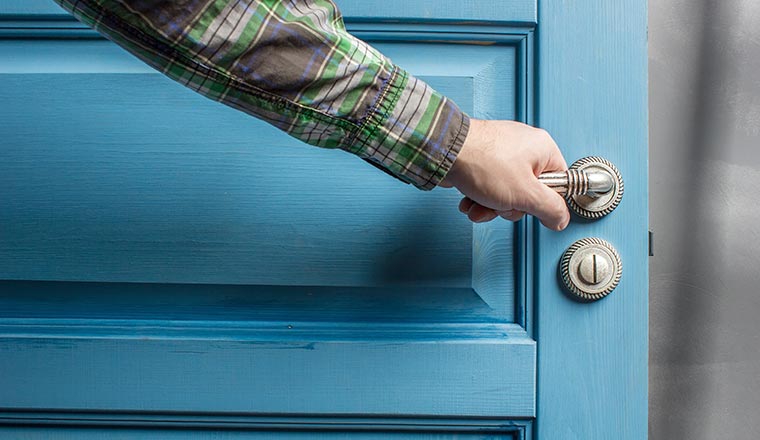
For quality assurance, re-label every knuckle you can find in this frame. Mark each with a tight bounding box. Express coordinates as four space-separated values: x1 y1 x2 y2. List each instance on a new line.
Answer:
552 195 567 212
552 201 568 220
533 128 559 150
534 127 552 141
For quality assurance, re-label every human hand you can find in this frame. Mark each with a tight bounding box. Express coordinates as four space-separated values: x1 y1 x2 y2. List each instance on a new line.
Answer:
440 119 571 231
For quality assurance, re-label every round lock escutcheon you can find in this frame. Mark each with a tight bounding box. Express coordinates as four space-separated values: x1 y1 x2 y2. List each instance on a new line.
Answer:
566 156 624 219
560 237 622 302
537 156 624 220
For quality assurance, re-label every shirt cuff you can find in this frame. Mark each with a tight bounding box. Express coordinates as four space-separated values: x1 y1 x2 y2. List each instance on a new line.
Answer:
345 66 470 191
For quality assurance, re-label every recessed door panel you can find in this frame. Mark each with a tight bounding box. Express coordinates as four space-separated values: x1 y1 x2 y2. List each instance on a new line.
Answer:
0 9 537 424
0 36 525 324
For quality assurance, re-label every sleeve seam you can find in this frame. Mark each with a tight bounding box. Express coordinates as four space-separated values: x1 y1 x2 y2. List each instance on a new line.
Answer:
342 66 404 155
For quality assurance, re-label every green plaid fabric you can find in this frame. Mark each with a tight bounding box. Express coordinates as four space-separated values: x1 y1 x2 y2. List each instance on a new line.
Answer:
53 0 470 190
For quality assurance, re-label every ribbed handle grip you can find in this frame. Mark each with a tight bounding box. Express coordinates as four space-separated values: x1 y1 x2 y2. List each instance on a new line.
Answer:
538 169 615 197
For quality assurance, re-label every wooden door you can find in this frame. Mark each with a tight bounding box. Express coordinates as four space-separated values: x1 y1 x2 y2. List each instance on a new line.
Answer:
0 0 648 438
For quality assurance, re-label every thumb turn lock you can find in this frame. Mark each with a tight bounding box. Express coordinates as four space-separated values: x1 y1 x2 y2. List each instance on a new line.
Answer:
538 156 624 219
560 237 622 301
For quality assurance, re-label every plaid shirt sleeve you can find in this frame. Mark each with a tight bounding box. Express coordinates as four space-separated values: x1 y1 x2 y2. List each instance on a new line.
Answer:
52 0 470 190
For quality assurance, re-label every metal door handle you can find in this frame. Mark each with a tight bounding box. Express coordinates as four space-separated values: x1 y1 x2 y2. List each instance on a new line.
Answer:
538 169 615 197
538 156 624 219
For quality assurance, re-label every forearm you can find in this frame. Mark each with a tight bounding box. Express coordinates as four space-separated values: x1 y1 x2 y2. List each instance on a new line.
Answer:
52 0 469 189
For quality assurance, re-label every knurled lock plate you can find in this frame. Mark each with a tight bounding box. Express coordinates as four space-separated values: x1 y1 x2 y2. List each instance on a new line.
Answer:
567 156 624 219
560 237 622 302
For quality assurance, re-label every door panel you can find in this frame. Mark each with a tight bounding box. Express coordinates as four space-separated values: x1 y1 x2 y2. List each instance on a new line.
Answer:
0 320 535 416
0 40 519 298
0 37 524 322
0 427 523 440
0 0 535 423
0 0 647 438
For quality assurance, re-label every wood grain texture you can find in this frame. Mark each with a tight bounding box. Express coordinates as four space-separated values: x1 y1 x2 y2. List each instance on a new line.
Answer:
472 221 515 315
0 0 69 16
0 0 649 437
0 323 536 416
0 39 518 295
535 0 648 438
0 411 532 439
0 13 537 432
0 281 504 324
0 428 519 440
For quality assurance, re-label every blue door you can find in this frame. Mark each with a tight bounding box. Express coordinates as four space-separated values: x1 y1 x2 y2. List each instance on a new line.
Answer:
0 1 648 438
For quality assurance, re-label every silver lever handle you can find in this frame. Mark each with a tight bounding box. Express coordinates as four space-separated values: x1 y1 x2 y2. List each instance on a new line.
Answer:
538 156 624 219
538 169 615 197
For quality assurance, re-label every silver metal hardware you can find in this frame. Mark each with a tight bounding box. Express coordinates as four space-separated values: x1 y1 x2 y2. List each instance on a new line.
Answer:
560 237 622 302
538 169 614 197
539 156 624 219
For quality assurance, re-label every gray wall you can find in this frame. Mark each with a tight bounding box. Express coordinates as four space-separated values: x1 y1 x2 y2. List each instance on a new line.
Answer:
649 0 760 438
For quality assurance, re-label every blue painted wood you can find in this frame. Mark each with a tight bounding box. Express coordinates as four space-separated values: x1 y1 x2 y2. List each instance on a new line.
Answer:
0 39 516 309
0 320 535 416
0 0 69 16
0 281 506 323
0 0 648 437
0 412 532 439
0 14 536 429
0 428 519 440
535 0 649 438
0 413 532 432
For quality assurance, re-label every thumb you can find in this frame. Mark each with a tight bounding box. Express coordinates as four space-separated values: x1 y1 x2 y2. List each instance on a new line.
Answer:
524 181 571 231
